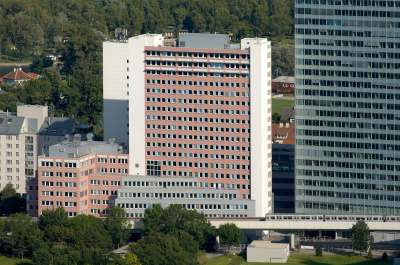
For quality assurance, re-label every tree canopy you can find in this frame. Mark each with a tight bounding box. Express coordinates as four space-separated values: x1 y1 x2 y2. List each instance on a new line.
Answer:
351 220 374 255
106 206 132 248
142 204 216 251
129 231 198 265
217 223 242 252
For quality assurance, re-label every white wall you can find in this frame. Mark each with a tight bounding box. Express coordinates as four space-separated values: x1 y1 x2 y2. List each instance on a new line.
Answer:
103 41 130 145
244 38 272 217
128 34 164 175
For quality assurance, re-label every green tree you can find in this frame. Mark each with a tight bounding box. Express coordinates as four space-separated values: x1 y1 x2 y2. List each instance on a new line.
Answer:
30 53 53 74
108 252 142 265
217 223 242 253
351 220 374 255
1 183 17 200
272 43 294 77
272 112 281 123
0 183 25 216
315 247 322 256
106 206 132 248
5 213 43 259
129 231 198 265
38 207 69 244
67 214 113 251
32 248 52 265
142 204 215 251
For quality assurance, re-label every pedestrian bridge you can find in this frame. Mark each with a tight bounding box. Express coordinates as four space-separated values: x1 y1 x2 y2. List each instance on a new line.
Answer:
128 214 400 232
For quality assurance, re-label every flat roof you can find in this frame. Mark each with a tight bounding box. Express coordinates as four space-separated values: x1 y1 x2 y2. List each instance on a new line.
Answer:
248 241 288 249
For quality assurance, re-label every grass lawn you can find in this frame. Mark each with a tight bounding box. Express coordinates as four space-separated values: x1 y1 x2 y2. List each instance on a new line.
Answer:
270 36 294 45
0 256 32 265
205 254 394 265
271 98 294 116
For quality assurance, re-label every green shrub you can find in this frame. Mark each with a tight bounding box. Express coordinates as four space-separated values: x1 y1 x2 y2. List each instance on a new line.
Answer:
382 252 388 260
315 247 322 256
349 252 355 257
367 250 373 260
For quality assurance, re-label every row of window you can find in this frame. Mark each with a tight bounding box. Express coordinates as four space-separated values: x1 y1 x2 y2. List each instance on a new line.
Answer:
146 60 249 69
146 98 250 106
302 190 400 202
98 168 128 174
91 189 118 196
41 161 77 168
97 158 128 164
90 180 120 186
298 202 399 215
146 50 250 59
297 0 399 7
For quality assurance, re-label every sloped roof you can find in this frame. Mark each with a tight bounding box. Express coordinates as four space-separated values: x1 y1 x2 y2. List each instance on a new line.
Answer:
0 77 3 83
0 115 24 135
27 73 40 78
271 123 295 145
2 69 32 80
272 76 294 83
39 117 76 136
281 107 295 121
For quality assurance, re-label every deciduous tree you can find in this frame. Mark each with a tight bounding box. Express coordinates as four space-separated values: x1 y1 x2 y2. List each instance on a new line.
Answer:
351 220 373 255
218 223 242 252
106 206 132 248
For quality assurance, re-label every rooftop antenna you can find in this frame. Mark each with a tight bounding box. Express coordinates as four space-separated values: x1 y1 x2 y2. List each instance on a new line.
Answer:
115 28 127 42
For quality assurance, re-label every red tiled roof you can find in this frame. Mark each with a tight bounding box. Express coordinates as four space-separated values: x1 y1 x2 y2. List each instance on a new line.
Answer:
27 73 40 78
271 123 295 144
0 77 3 83
2 69 32 80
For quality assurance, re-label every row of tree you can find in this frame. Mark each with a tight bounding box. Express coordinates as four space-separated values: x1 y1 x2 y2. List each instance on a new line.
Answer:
0 0 294 61
0 21 103 126
0 206 132 265
125 204 242 265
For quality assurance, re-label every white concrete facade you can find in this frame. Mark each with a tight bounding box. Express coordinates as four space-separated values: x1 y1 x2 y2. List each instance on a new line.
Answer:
103 41 130 145
128 34 163 175
242 38 272 216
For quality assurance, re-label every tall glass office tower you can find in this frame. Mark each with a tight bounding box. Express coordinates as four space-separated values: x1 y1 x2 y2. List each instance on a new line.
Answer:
295 0 400 214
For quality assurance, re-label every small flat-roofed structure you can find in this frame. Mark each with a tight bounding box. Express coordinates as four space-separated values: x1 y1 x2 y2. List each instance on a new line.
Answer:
247 241 289 263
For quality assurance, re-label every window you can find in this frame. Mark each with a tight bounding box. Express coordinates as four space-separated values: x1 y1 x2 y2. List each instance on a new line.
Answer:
64 202 77 207
41 171 53 177
64 192 77 197
65 182 77 188
118 168 128 174
98 158 107 163
41 181 53 187
41 201 54 206
91 189 100 195
64 172 77 178
41 191 53 196
118 158 128 164
91 180 100 185
64 162 77 168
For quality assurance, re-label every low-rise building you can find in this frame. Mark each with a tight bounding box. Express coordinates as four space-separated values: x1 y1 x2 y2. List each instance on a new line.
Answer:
2 68 39 86
247 241 289 263
0 104 92 195
27 136 128 217
272 76 294 93
271 123 294 145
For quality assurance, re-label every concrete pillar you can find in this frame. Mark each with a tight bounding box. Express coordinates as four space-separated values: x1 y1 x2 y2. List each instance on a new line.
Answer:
290 233 295 250
319 230 322 239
